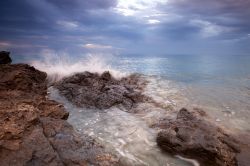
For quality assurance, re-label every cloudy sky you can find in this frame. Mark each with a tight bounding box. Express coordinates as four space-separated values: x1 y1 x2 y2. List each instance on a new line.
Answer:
0 0 250 56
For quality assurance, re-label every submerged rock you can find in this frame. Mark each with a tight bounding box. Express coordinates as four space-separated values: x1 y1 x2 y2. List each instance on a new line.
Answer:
0 51 12 64
156 108 250 166
55 71 148 110
0 64 119 165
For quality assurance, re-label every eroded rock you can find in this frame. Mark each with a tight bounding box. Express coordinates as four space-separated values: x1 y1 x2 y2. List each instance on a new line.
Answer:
156 108 250 166
55 71 148 110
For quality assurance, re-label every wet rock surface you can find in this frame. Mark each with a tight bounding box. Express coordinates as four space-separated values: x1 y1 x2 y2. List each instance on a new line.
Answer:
156 108 250 166
0 64 119 166
0 51 12 64
55 71 149 110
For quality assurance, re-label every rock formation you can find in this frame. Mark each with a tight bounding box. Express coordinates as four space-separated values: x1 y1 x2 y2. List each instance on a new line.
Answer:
0 64 119 166
55 71 149 110
156 108 250 166
54 70 250 166
0 51 12 64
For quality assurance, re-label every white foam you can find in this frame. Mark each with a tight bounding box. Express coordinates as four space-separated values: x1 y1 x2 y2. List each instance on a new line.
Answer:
31 52 127 82
176 155 200 166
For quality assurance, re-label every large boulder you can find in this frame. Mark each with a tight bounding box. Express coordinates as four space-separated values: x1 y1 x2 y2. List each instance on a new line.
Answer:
0 64 119 166
156 108 250 166
55 71 148 109
0 51 12 64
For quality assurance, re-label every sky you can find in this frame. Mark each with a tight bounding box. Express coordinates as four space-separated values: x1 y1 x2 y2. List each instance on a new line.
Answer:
0 0 250 57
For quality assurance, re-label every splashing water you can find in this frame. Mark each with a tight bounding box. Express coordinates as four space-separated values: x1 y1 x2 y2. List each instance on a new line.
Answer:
49 87 198 166
31 53 127 82
33 53 250 165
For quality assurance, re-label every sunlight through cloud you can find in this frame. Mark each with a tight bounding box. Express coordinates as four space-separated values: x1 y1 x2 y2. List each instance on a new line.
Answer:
115 0 168 17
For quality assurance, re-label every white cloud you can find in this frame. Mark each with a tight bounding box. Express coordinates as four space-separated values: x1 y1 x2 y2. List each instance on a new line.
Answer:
190 19 233 37
115 0 168 17
82 43 113 49
0 42 11 47
57 20 78 29
0 41 47 49
148 19 161 24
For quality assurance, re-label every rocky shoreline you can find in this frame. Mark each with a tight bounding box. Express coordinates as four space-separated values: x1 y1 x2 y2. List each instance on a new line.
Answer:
1 52 250 166
156 108 250 166
0 52 119 166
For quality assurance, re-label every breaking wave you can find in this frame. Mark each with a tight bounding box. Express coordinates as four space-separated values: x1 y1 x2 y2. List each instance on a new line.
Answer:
31 53 127 82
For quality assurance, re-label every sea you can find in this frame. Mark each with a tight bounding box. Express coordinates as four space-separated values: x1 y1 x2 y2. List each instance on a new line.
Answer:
14 53 250 166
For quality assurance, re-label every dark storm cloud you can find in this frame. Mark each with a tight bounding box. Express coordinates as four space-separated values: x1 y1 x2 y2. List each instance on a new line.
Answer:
167 0 250 15
0 0 117 33
0 0 249 56
0 0 144 55
157 0 250 39
47 0 117 10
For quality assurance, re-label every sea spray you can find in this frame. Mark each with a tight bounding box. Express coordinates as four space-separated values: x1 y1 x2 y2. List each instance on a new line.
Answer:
175 155 200 166
31 53 127 82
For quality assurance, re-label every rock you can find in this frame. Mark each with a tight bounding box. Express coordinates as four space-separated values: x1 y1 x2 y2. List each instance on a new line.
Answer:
156 108 250 166
0 51 12 64
0 63 119 165
0 64 47 94
55 72 148 109
101 71 112 81
38 100 69 120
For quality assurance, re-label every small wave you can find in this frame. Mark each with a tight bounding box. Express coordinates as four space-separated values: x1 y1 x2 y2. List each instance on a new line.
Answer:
175 155 200 166
31 52 127 82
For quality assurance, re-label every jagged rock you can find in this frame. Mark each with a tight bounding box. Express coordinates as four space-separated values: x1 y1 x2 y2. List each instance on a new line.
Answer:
156 108 250 166
0 51 12 64
0 64 119 166
55 72 148 109
0 64 47 94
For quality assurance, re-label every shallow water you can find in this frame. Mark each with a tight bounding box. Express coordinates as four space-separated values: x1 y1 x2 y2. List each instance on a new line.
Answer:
49 87 195 166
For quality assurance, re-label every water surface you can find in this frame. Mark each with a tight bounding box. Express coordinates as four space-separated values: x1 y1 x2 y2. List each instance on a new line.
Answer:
18 53 250 165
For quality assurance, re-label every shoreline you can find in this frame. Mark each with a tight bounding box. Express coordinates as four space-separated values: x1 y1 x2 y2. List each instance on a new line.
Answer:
1 53 250 166
0 61 120 165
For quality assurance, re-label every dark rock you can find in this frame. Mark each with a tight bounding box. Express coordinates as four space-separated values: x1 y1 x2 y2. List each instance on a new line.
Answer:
0 64 119 166
101 71 112 81
157 108 250 166
0 51 12 64
55 72 148 109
